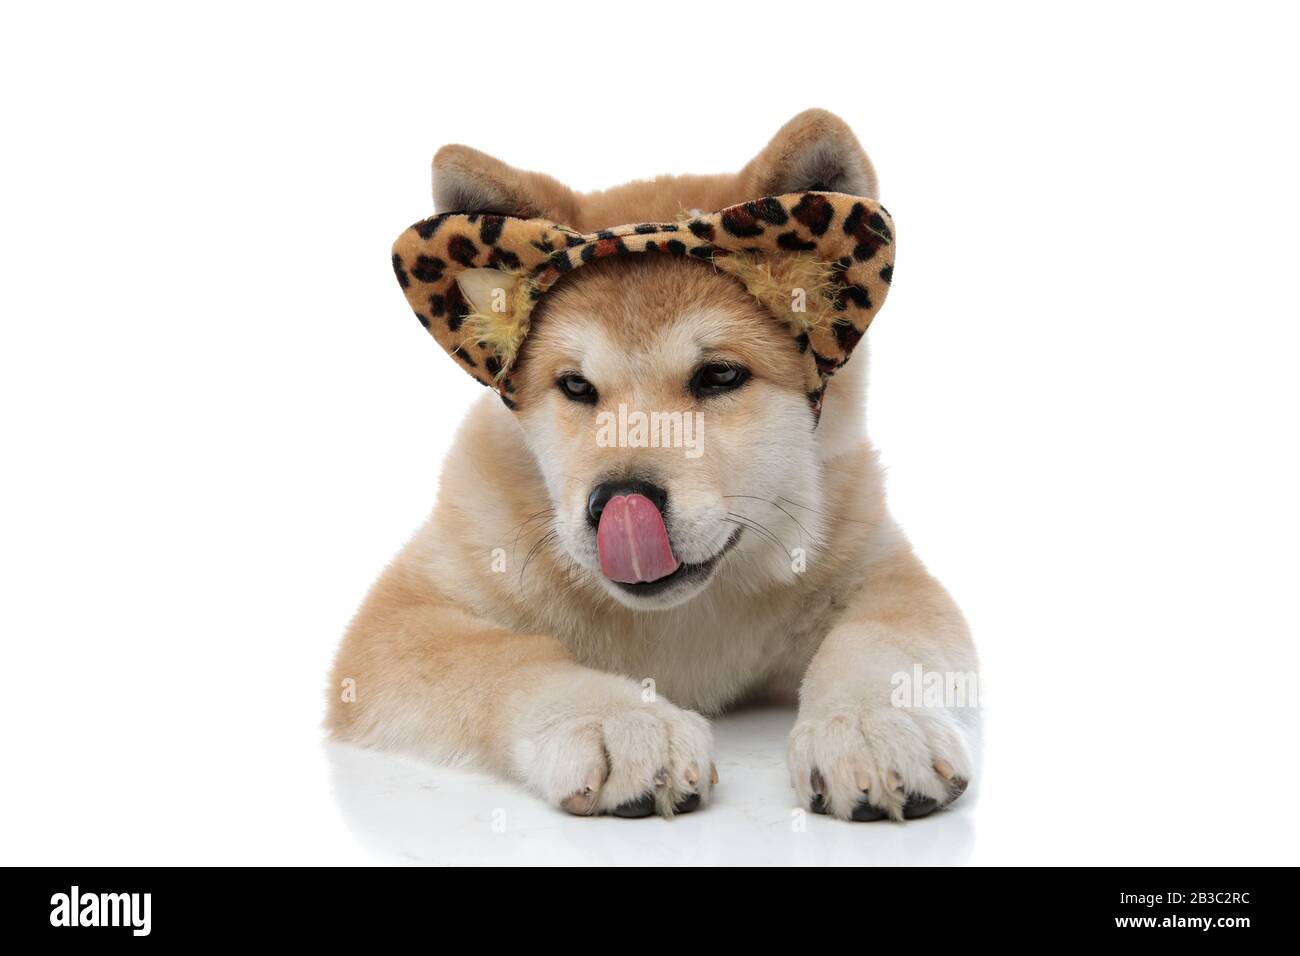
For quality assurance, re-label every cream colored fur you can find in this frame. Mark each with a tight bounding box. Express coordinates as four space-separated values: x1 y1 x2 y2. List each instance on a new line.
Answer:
328 110 978 821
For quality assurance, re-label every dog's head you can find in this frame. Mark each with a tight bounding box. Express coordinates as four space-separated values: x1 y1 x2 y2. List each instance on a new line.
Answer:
413 111 888 608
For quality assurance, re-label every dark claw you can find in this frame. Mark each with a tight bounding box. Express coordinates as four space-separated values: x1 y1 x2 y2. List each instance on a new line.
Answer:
948 777 969 801
674 792 701 814
610 792 656 818
810 769 827 814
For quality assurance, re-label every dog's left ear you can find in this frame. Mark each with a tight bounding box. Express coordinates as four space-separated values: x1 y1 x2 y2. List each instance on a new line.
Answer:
432 144 578 221
740 109 879 199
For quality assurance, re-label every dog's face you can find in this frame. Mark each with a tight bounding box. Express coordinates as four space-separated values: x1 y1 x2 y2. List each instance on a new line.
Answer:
512 255 824 610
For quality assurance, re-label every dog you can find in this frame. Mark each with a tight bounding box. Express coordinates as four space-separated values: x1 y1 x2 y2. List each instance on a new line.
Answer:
328 109 978 821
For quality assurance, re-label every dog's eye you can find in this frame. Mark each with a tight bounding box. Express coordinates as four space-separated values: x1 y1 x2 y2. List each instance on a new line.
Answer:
690 362 750 397
557 373 598 403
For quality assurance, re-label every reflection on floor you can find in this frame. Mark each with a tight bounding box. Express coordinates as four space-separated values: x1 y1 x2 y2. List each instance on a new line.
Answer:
327 704 976 866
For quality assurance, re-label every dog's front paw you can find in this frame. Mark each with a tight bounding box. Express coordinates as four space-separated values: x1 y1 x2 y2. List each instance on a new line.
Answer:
513 672 715 818
788 703 971 821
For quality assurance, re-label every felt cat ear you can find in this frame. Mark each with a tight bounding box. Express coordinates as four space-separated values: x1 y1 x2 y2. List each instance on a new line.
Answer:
740 109 879 200
456 267 516 317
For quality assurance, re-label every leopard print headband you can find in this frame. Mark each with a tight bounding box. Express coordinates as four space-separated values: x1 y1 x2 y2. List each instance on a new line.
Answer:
391 191 895 414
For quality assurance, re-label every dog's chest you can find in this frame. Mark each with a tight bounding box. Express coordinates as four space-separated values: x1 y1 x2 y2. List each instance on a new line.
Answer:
559 586 847 714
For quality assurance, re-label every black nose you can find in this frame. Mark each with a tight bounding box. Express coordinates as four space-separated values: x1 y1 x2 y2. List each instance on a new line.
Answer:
587 478 669 527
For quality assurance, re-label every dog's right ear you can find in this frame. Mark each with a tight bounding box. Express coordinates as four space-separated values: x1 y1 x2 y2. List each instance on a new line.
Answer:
432 144 578 222
740 109 879 199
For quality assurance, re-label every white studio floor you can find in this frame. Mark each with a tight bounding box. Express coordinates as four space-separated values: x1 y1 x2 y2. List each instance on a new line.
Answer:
327 705 978 866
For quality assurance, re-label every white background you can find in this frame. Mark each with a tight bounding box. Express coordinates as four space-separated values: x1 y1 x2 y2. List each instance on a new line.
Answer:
2 1 1298 865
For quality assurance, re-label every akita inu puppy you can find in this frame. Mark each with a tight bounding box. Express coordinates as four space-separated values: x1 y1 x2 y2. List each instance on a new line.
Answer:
328 110 978 821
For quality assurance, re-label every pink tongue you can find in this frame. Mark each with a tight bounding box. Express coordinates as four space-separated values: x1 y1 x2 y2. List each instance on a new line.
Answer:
597 493 680 584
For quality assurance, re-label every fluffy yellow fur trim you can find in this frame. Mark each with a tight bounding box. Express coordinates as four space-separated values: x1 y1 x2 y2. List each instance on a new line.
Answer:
462 275 538 380
711 252 842 336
